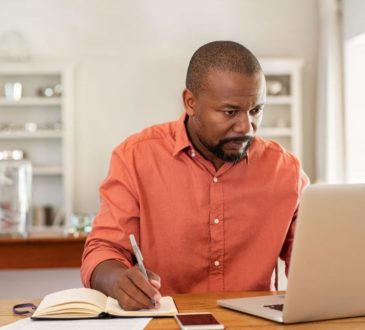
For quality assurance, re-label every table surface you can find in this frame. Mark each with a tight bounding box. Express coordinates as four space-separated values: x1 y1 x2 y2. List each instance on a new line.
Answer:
2 291 365 329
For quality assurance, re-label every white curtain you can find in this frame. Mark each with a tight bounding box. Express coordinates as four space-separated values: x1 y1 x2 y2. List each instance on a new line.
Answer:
316 0 345 183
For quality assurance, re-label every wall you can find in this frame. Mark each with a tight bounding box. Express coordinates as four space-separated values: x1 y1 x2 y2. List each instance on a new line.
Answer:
0 0 319 214
343 0 365 40
343 0 365 182
0 269 82 299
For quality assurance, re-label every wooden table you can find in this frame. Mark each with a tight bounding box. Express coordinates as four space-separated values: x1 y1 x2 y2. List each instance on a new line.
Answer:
1 292 365 329
0 235 86 269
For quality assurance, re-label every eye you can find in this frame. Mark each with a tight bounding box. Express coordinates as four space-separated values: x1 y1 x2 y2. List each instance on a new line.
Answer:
250 107 263 116
224 110 239 117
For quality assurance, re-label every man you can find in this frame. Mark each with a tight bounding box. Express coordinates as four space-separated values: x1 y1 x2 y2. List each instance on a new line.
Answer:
81 41 309 311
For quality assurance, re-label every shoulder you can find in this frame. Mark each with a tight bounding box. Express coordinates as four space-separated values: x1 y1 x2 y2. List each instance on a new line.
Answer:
252 136 301 169
252 136 309 191
114 120 177 155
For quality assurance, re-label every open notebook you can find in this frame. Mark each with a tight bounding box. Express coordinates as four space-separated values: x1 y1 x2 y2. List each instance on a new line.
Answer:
31 288 178 320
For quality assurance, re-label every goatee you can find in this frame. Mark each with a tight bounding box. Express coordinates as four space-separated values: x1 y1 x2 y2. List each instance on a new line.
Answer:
203 135 253 163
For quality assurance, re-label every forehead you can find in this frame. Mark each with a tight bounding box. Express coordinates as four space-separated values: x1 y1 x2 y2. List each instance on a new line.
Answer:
201 69 266 98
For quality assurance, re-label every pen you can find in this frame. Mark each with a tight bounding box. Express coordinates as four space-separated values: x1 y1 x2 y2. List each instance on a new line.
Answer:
129 234 157 307
129 234 148 278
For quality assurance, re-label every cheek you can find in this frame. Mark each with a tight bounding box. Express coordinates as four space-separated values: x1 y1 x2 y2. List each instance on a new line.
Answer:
195 115 227 143
252 114 263 128
194 111 217 132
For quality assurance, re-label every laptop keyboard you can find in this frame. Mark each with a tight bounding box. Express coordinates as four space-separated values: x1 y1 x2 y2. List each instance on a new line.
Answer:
263 304 284 311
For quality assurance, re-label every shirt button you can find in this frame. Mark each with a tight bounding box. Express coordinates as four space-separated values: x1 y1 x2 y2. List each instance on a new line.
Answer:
214 260 220 267
214 218 219 224
213 177 218 183
191 150 196 157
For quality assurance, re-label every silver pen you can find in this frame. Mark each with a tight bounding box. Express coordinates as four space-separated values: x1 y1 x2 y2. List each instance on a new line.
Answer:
129 234 148 278
129 234 157 306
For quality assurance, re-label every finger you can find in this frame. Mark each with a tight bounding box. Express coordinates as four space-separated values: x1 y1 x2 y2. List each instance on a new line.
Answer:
147 269 161 290
149 279 161 290
153 301 161 310
147 269 161 282
117 273 156 310
117 288 150 311
119 287 153 310
128 267 161 302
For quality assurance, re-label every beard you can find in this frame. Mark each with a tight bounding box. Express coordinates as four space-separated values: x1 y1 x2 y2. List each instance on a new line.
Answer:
200 135 254 163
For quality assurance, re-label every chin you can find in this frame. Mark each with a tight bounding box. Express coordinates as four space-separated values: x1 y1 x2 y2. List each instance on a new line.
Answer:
225 151 242 158
221 152 246 163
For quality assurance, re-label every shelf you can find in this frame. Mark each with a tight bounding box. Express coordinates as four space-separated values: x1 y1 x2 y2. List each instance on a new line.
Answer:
266 95 293 105
33 166 63 176
258 127 293 137
0 235 87 269
0 130 62 139
0 62 74 234
0 97 61 106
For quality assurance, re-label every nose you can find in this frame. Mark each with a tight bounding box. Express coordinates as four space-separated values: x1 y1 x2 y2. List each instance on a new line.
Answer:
232 112 251 135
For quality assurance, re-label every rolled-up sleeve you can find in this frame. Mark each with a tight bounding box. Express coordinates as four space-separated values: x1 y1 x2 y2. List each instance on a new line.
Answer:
81 147 139 287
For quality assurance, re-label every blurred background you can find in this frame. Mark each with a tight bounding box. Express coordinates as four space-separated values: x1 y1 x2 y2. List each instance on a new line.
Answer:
0 0 364 297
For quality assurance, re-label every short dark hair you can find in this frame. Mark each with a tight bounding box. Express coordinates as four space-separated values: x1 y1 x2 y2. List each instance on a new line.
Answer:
186 41 262 94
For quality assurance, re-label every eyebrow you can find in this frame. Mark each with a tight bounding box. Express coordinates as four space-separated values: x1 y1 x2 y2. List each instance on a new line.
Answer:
253 103 265 109
219 103 265 110
220 104 241 110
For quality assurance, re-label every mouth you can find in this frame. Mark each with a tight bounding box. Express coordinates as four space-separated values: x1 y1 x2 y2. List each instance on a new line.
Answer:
224 141 245 150
222 138 250 152
204 135 254 163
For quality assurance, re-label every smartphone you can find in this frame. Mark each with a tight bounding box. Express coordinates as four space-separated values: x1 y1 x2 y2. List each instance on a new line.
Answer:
174 312 224 330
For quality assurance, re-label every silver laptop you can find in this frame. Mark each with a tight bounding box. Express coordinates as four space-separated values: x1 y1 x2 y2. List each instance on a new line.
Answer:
217 183 365 324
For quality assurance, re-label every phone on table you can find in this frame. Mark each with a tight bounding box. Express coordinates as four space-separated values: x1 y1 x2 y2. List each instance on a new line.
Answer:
174 312 224 330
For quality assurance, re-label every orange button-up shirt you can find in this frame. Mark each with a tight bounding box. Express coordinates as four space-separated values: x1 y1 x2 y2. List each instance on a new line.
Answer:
81 114 309 294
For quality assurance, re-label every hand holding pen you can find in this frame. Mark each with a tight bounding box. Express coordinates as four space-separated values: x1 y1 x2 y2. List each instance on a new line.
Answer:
90 234 161 311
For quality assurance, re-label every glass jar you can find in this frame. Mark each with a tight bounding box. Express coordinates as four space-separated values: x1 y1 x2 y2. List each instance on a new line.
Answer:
0 150 32 236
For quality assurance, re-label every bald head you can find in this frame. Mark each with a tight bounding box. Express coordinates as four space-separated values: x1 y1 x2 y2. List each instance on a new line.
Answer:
186 41 262 95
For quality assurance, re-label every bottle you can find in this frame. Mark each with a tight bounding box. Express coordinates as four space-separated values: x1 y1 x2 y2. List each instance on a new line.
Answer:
0 150 32 237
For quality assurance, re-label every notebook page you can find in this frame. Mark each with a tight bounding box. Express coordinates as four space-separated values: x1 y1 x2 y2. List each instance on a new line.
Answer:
34 288 107 316
105 296 178 316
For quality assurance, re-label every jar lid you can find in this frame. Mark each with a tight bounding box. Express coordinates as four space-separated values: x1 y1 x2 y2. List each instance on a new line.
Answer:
0 150 24 160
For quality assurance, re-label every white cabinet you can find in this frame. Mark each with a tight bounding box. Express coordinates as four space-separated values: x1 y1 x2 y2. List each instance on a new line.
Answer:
0 62 74 233
259 59 303 160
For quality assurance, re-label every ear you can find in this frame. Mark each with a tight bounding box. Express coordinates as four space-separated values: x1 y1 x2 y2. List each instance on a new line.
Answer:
182 89 196 117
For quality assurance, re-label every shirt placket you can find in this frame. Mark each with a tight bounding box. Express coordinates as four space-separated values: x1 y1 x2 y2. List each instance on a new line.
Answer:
208 175 224 291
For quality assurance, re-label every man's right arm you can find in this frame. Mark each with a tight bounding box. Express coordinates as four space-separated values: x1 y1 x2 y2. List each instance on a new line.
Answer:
81 148 161 310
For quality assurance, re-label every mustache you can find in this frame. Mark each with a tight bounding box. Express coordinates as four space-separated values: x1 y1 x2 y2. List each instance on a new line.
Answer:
218 135 253 146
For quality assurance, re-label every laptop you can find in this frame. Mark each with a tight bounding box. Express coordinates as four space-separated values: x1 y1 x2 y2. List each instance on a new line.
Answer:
217 183 365 324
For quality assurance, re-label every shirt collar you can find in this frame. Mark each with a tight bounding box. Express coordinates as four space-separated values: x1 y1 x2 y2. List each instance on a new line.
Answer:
173 113 193 157
172 112 252 164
